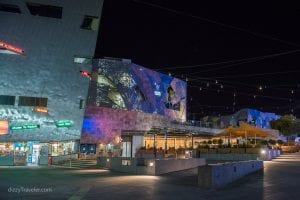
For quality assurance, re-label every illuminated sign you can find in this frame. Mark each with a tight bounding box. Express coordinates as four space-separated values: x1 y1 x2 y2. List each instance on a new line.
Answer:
10 124 40 131
154 91 161 96
56 121 73 128
33 107 48 113
0 120 9 135
0 42 24 54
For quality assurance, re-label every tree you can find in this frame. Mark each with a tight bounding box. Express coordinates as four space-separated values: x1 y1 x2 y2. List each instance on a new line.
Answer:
268 139 276 145
270 115 300 144
212 139 218 144
218 139 223 145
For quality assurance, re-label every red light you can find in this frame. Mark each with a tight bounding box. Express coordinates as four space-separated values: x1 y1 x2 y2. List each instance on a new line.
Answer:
0 42 24 54
80 70 91 78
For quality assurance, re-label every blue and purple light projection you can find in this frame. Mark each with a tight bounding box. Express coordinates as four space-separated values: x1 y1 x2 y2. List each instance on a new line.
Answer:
87 58 187 121
247 109 280 129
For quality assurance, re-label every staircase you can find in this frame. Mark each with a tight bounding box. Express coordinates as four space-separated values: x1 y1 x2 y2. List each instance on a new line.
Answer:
58 159 98 169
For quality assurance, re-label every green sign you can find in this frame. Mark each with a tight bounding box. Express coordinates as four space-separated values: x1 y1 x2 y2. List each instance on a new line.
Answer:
56 121 73 128
10 124 40 131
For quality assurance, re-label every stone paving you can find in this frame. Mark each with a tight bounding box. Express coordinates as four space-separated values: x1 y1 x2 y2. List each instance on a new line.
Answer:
0 153 300 200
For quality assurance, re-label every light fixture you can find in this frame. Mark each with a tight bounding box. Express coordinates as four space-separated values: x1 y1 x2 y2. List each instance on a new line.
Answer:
0 41 24 54
261 149 266 154
33 107 48 113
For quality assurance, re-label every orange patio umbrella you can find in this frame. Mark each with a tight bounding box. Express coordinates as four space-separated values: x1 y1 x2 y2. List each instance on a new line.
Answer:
219 122 274 144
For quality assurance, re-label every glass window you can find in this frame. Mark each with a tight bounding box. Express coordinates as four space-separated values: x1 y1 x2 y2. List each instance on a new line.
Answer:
0 95 15 105
19 96 48 107
0 3 21 13
26 2 62 19
81 15 99 31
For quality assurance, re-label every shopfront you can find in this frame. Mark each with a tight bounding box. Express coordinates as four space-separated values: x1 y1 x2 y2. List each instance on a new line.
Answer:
0 140 78 166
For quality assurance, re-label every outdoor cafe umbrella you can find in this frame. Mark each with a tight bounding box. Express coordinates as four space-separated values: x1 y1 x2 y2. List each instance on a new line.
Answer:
219 122 273 144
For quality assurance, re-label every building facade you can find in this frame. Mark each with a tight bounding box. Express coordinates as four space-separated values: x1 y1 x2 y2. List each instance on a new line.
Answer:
81 58 189 157
220 108 281 129
0 0 104 165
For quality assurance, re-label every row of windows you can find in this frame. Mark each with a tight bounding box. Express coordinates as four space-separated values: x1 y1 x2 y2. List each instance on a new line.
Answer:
0 95 85 109
0 95 47 107
0 3 99 31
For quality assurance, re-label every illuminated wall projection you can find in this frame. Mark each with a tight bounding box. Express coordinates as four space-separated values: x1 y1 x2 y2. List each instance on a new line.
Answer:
247 109 280 129
87 59 187 121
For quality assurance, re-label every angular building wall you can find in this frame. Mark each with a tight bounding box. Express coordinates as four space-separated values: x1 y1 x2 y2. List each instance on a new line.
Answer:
220 108 280 129
0 0 104 142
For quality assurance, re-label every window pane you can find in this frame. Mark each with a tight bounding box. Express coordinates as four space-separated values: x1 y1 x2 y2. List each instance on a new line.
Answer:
0 95 15 105
81 15 99 31
26 2 62 19
19 96 48 107
0 4 21 13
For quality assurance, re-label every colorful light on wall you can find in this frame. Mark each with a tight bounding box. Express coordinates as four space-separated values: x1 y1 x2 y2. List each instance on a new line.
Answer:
0 42 24 54
0 120 9 135
55 120 73 128
10 124 40 131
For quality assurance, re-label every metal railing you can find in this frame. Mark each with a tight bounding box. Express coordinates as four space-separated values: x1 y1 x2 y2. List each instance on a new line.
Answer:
171 120 222 129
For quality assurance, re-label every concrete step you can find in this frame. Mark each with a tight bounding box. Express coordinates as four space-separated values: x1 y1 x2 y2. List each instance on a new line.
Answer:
56 159 97 169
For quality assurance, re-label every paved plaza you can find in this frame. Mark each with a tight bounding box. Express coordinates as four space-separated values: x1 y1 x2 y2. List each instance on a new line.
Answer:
1 153 300 200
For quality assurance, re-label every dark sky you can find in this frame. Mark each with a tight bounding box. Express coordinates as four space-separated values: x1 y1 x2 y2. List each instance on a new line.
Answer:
95 0 300 119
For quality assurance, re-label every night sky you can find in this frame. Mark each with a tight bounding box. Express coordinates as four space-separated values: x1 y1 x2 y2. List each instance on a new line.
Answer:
95 0 300 119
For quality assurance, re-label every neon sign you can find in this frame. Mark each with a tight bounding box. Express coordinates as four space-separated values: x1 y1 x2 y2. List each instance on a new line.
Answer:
0 120 9 135
10 124 40 131
55 120 73 128
0 42 24 54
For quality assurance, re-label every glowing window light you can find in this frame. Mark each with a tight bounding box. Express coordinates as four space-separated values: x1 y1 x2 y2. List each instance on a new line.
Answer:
0 42 24 54
55 120 73 128
0 120 9 135
33 107 48 113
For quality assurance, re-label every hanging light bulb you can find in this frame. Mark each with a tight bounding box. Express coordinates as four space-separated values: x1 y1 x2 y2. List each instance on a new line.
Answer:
253 95 256 99
168 72 172 76
259 86 263 91
220 84 223 89
233 93 236 97
199 87 202 91
206 82 210 87
291 90 294 94
185 77 188 82
215 80 218 84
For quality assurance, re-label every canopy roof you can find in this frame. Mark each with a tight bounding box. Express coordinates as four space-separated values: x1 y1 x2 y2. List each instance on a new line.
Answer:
219 122 275 139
